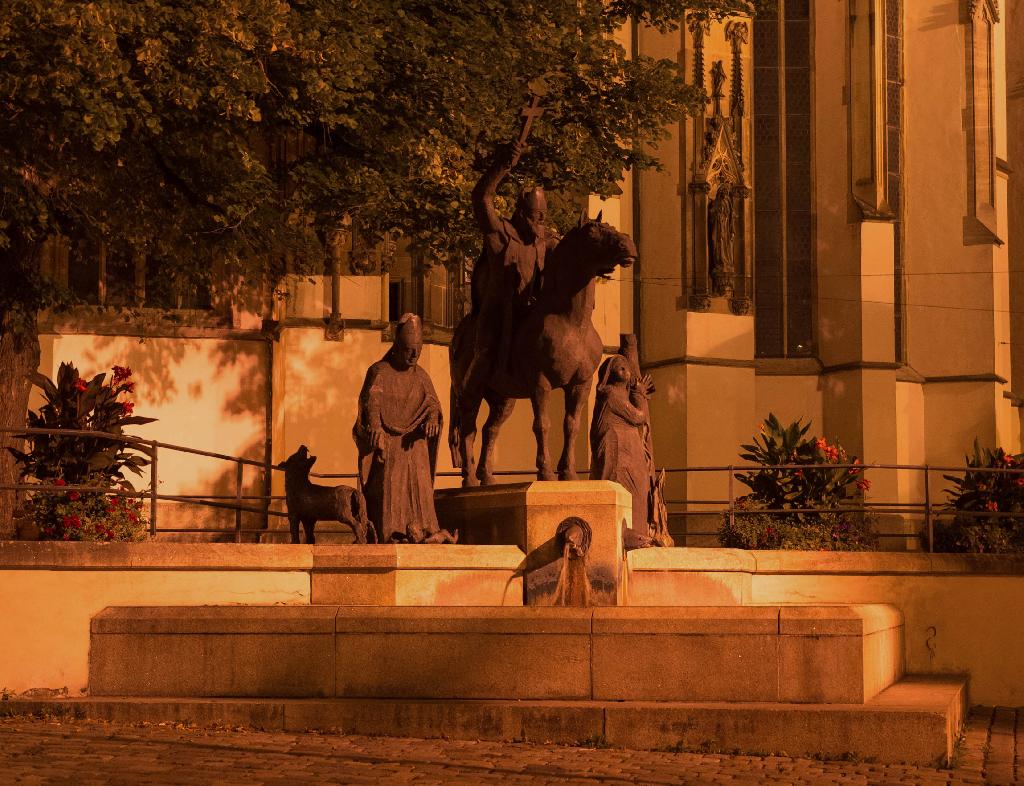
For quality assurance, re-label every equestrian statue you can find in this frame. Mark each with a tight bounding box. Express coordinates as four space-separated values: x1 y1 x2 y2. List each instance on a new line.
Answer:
448 135 638 487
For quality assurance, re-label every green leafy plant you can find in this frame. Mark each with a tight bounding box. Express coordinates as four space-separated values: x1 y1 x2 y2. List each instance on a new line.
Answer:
720 414 876 550
8 362 155 487
7 361 155 540
734 413 870 510
936 440 1024 553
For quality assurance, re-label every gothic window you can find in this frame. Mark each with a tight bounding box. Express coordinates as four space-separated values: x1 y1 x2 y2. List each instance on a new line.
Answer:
754 0 813 357
965 0 999 241
61 238 211 310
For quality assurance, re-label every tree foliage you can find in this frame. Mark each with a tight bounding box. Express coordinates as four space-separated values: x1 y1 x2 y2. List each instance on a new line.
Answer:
1 0 763 322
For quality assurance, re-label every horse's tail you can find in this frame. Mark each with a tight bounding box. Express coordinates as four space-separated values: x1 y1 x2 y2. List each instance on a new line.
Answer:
448 321 465 469
449 383 462 469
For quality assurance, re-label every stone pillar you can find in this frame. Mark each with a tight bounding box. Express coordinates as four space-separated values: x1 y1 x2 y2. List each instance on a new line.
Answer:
434 481 632 606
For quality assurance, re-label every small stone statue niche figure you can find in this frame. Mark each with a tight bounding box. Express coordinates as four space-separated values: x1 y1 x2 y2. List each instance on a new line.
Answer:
589 354 654 539
353 313 457 544
708 187 735 296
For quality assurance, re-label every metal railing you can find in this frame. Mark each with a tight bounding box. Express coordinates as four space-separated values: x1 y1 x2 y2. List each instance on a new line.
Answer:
3 427 1023 549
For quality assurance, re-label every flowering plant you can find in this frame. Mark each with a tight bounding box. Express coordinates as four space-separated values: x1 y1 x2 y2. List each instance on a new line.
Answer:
720 414 876 550
937 441 1024 553
32 488 148 542
8 362 155 487
733 414 870 511
7 361 156 541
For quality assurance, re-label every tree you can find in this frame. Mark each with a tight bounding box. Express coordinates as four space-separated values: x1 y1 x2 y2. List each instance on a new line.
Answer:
0 0 763 534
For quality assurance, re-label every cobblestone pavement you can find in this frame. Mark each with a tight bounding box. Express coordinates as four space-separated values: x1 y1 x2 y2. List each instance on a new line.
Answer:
0 706 1019 785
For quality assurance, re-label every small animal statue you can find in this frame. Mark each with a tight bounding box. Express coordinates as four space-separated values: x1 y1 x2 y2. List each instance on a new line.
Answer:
279 445 376 544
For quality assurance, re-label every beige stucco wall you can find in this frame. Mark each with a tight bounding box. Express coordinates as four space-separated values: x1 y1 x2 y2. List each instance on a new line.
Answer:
36 332 270 533
628 548 1024 706
1 569 308 695
753 572 1024 707
754 375 823 433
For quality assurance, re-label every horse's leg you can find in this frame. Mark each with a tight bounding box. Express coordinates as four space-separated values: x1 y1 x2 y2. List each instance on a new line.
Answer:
532 385 556 481
558 381 591 481
477 394 516 485
459 392 483 487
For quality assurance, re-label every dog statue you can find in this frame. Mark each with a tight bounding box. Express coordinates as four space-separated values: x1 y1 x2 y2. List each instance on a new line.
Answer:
279 445 376 544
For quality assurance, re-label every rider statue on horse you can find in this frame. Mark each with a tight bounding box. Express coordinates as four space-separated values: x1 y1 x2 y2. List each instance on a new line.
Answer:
448 109 638 487
464 141 558 399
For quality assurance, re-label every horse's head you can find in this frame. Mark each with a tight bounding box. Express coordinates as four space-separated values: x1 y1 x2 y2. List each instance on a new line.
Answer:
558 210 637 279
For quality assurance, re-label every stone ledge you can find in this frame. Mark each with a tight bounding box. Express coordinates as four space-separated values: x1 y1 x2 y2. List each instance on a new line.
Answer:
628 547 756 573
90 604 904 704
0 675 967 766
91 605 338 635
0 542 315 570
0 542 526 572
334 606 592 634
627 547 1024 576
778 604 903 637
592 606 778 635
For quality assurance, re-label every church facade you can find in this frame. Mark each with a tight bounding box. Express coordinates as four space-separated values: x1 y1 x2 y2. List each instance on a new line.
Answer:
34 1 1024 540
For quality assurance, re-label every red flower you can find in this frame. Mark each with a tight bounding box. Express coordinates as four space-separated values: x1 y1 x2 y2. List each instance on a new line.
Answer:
112 365 133 383
73 378 88 392
68 491 80 501
815 438 828 450
121 401 135 416
53 478 66 487
1016 477 1024 487
62 515 81 529
856 479 872 491
986 500 999 512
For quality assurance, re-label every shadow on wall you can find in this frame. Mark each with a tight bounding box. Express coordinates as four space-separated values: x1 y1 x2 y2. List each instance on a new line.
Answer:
37 330 269 519
155 436 270 542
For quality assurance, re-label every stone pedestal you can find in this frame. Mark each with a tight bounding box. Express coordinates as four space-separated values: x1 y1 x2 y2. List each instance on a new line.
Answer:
434 482 632 606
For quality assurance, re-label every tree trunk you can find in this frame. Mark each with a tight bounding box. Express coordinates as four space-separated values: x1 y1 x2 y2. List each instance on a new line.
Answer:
0 310 40 539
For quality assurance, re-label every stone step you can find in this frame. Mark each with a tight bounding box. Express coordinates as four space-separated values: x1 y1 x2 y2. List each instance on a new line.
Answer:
2 676 967 766
89 604 904 704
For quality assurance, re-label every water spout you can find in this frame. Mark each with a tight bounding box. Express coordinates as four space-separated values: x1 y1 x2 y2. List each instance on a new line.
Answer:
553 517 592 607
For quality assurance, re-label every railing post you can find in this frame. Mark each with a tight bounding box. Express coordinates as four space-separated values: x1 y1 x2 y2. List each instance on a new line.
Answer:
924 464 933 553
728 465 735 531
235 461 244 543
149 441 158 538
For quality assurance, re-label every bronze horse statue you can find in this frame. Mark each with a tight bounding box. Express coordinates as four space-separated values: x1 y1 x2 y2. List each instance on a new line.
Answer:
449 214 637 486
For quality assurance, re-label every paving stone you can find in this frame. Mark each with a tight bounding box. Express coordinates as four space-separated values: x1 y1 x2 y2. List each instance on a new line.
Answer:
0 711 1022 785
